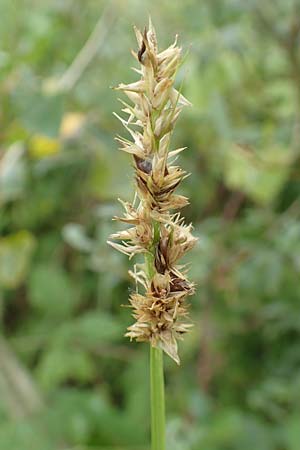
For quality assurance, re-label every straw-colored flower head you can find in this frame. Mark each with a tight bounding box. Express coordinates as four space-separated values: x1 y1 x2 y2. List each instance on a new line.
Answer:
108 19 197 364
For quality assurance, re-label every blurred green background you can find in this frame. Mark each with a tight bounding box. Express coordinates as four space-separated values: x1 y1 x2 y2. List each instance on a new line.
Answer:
1 0 300 449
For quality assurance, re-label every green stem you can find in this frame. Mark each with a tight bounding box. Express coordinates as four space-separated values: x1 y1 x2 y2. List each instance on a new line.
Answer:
145 220 166 450
150 345 166 450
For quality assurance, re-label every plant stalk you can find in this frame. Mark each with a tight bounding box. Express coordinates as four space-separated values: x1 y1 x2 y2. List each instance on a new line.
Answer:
145 222 166 449
150 345 166 450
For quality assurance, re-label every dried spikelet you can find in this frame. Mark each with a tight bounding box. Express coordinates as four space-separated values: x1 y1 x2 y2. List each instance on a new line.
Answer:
108 19 197 364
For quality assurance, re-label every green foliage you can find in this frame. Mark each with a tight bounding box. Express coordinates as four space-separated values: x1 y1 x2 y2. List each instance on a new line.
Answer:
29 263 80 316
0 231 35 288
1 0 300 449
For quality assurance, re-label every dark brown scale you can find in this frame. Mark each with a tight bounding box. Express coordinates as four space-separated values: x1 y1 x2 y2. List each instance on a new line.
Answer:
136 175 148 192
134 155 152 174
150 282 161 297
156 179 182 196
159 236 169 264
136 176 157 206
154 247 167 273
138 28 147 64
170 277 190 292
154 235 170 274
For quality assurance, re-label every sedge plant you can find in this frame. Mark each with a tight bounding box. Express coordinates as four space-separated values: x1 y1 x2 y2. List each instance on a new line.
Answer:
108 19 196 450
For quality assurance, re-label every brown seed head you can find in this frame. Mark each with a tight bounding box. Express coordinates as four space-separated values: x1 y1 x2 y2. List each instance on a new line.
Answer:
108 19 196 364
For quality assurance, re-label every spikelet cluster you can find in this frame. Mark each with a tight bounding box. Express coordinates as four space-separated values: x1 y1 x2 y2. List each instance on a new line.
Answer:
108 20 197 364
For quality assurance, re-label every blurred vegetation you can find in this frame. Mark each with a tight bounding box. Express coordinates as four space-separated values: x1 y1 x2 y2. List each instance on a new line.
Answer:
1 0 300 449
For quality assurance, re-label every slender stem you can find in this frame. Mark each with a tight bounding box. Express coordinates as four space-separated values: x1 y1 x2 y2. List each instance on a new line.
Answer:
145 220 166 449
150 345 166 450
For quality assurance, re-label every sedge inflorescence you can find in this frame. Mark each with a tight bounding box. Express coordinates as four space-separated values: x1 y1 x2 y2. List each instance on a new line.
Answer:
108 20 197 364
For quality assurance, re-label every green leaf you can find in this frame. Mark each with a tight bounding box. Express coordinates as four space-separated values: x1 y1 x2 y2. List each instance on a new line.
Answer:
53 311 123 347
0 231 35 289
29 264 79 316
284 414 300 450
0 420 53 450
0 143 27 204
224 144 292 204
15 90 64 138
36 347 96 390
